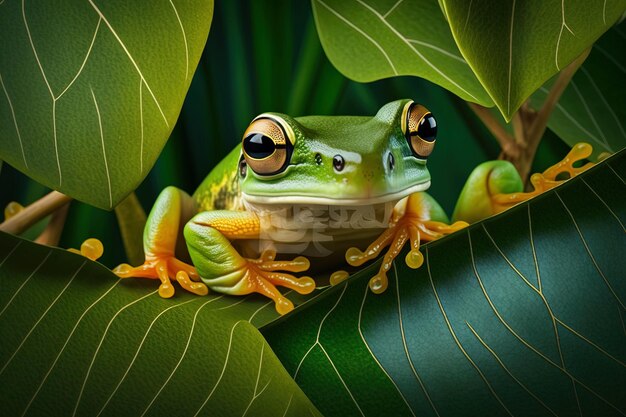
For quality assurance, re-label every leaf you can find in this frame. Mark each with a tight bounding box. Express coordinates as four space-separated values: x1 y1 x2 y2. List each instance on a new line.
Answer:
311 0 494 106
0 234 321 417
441 0 626 120
0 1 213 209
262 151 626 416
532 20 626 159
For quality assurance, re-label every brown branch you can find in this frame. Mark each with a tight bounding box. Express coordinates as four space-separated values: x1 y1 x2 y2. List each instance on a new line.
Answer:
0 191 72 235
34 202 70 246
511 111 526 146
527 48 591 147
468 102 520 159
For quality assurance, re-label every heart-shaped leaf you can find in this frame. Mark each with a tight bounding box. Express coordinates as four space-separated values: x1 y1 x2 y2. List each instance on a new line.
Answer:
532 20 626 158
0 1 213 209
263 150 626 416
441 0 626 120
0 234 320 416
311 0 494 106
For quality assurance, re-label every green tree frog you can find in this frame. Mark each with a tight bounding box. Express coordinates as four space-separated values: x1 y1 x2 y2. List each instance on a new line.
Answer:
114 99 593 315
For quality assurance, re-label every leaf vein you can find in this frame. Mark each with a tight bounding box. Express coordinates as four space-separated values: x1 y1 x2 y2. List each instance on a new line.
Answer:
169 0 189 81
96 297 199 417
21 279 120 417
0 72 28 168
314 0 398 75
580 67 626 141
466 322 559 417
359 271 416 417
87 0 170 127
467 230 624 413
90 87 113 209
72 290 158 417
192 318 243 417
555 191 624 309
580 178 625 231
0 260 86 377
355 0 478 101
393 263 439 417
426 246 514 417
142 296 223 417
0 251 52 319
56 18 101 101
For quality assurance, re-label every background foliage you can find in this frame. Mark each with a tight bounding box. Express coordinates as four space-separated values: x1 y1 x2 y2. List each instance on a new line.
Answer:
0 0 569 268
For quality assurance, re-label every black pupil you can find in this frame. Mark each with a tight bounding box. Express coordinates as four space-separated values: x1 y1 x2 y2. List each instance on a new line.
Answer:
416 114 437 142
243 133 275 159
333 155 345 171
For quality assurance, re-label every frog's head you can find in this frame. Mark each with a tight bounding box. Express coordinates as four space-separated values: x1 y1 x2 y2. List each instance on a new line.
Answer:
238 99 437 206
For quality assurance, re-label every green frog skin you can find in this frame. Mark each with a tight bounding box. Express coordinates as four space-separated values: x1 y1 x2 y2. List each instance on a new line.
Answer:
113 99 593 315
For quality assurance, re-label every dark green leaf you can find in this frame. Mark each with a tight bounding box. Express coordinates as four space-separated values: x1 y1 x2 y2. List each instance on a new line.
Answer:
263 151 626 416
0 234 320 417
442 0 626 120
311 0 493 106
532 20 626 158
0 1 213 209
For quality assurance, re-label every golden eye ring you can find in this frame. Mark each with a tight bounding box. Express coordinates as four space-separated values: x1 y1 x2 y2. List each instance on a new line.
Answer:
242 115 294 175
401 101 437 159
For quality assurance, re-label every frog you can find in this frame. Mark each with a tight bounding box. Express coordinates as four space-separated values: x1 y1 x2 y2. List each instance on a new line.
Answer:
113 99 594 315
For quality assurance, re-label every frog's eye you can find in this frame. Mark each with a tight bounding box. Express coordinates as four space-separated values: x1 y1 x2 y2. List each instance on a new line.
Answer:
401 101 437 159
242 116 294 175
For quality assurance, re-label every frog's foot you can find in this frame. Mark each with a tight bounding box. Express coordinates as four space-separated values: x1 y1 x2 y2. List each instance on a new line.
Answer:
68 238 104 261
113 256 208 298
492 142 595 213
219 250 316 315
329 270 350 286
346 218 468 294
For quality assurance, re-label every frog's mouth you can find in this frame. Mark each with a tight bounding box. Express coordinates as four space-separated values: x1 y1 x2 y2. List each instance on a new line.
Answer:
241 181 430 206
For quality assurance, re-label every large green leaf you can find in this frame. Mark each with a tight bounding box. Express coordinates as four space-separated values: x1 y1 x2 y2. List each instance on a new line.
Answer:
0 234 320 416
441 0 626 120
263 151 626 416
532 20 626 158
311 0 494 106
0 1 213 209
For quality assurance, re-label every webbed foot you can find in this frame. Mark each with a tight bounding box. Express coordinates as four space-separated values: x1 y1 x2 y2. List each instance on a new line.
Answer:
113 256 208 298
214 250 315 315
346 194 467 293
492 142 595 212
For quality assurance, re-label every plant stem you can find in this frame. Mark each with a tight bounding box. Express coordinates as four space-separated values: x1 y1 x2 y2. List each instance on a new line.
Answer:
35 202 70 246
470 48 590 183
467 102 520 159
516 48 590 181
525 49 591 148
0 191 72 236
114 192 147 266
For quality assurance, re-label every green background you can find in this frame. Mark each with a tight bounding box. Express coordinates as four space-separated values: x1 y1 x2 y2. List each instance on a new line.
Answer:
0 0 568 268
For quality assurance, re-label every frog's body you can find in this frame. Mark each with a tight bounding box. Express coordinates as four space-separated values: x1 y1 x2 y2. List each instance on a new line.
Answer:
114 100 592 314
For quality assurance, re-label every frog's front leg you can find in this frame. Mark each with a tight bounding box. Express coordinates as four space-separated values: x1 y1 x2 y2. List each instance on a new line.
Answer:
345 193 468 293
184 211 316 315
113 186 208 298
